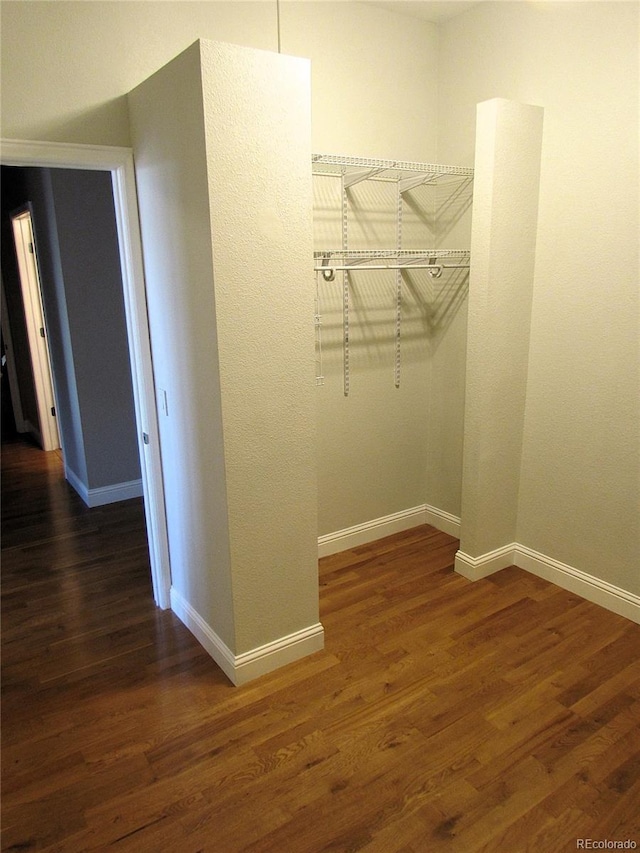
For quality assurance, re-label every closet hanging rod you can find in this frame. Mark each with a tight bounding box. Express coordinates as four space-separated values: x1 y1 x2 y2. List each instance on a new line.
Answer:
315 263 470 281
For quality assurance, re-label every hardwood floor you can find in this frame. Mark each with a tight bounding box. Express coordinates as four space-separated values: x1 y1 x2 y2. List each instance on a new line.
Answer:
2 436 639 852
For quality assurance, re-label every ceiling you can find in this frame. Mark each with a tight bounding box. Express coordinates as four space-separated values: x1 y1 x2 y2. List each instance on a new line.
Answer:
364 1 480 23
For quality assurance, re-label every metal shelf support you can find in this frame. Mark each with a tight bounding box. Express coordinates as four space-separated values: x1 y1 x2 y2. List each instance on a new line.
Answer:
342 172 350 396
395 181 403 388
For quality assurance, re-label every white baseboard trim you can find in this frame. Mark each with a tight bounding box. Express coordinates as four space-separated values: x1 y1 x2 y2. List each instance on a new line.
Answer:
234 622 325 685
455 542 640 624
454 543 517 580
318 505 427 558
423 505 461 539
86 479 143 507
170 586 325 686
65 466 143 507
170 587 236 682
515 545 640 625
318 504 461 558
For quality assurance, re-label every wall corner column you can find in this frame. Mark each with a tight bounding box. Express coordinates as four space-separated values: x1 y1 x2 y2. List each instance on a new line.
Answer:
129 39 321 684
456 98 544 580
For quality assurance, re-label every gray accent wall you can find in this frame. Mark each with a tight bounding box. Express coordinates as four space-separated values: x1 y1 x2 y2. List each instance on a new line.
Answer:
48 168 140 489
6 166 141 494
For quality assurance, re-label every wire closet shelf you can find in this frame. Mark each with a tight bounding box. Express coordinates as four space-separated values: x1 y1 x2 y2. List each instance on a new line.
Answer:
311 153 474 181
312 154 474 279
312 153 474 393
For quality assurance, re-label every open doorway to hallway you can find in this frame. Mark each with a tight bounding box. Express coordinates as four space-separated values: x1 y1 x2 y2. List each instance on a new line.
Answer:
0 141 171 611
1 165 142 508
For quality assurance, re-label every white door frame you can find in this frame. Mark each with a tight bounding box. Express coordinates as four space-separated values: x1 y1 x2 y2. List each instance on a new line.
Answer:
0 138 172 610
10 205 60 451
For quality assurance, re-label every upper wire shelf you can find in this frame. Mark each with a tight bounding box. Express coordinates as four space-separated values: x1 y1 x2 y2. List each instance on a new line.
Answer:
312 153 474 186
314 249 471 259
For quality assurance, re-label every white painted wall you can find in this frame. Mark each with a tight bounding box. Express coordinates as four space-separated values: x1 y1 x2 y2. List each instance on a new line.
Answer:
440 1 639 594
2 0 637 604
288 2 444 534
460 98 544 557
128 42 236 650
0 1 276 146
0 0 437 155
313 177 434 535
0 0 443 540
281 1 439 159
129 39 320 677
198 40 319 653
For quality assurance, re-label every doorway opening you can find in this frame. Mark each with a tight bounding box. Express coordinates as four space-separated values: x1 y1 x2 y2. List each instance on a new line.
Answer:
0 140 171 611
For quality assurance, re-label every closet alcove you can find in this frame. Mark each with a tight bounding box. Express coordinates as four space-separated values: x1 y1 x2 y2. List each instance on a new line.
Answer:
312 153 474 552
128 37 545 684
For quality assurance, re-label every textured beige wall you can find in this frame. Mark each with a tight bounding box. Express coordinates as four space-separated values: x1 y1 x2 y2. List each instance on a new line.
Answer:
441 2 639 591
288 2 443 534
516 3 639 592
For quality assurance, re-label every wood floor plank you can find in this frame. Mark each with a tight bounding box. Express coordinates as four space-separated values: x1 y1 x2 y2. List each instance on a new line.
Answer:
2 436 639 852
